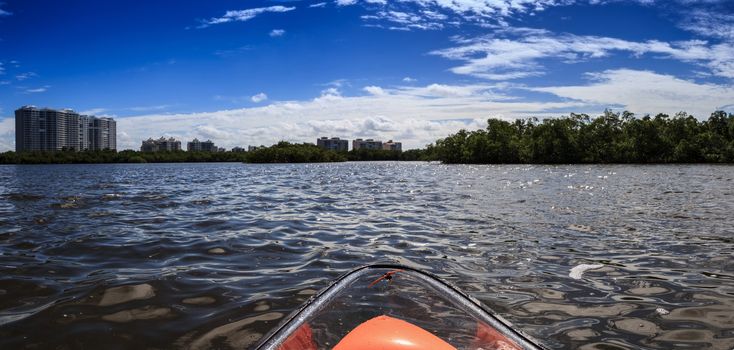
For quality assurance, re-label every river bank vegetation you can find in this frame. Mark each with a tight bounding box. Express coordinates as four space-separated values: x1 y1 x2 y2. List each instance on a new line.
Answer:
0 142 425 164
0 149 250 164
429 111 734 164
246 142 428 163
245 142 345 163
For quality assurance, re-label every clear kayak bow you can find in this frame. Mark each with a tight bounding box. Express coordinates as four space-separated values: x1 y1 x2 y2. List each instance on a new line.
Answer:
255 265 545 350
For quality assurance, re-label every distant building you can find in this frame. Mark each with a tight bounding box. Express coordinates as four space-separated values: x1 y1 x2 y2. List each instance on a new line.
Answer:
352 138 383 150
248 145 263 152
141 137 181 152
382 140 402 151
317 137 348 151
15 106 116 152
187 138 218 152
232 147 246 152
88 117 116 151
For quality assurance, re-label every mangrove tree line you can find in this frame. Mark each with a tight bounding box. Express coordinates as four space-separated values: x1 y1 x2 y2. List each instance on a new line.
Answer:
428 111 734 164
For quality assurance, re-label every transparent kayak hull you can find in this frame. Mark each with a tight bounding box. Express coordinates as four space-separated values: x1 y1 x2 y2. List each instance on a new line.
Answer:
255 265 544 350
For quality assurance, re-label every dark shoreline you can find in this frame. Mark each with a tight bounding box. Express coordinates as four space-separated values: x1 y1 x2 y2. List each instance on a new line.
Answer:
0 146 427 165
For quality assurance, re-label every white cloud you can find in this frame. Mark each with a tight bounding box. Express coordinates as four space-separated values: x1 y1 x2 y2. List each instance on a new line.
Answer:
79 108 107 115
363 85 387 96
320 87 342 97
336 0 358 6
199 6 296 28
269 29 286 37
362 10 445 30
432 29 734 79
351 0 572 30
309 2 327 8
673 3 734 41
194 124 233 140
0 7 11 17
531 69 734 117
402 76 417 82
345 0 563 16
251 92 268 103
25 86 49 93
324 79 349 88
420 83 486 97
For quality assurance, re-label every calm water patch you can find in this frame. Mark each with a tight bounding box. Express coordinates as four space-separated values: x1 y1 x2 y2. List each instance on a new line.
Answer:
0 162 732 349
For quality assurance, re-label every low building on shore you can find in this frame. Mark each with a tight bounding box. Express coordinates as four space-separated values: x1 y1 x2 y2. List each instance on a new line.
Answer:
317 137 348 151
187 138 219 152
248 145 264 152
382 140 402 151
352 138 383 150
141 137 181 152
231 147 246 152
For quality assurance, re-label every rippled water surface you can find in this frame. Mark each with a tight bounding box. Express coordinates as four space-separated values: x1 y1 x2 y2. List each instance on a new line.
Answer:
0 162 732 349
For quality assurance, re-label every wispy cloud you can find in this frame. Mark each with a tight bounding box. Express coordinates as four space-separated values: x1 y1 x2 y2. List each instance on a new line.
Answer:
309 2 327 8
251 92 268 103
269 29 286 37
0 4 11 17
336 0 358 6
349 0 734 36
349 0 567 30
215 93 272 104
362 10 445 31
678 7 734 42
213 45 252 58
198 6 296 28
128 105 171 112
323 79 350 88
16 72 37 81
432 28 734 79
79 108 108 115
25 86 50 93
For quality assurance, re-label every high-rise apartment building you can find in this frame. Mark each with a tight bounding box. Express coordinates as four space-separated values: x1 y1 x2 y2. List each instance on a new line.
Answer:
89 117 117 151
15 106 117 152
382 140 402 151
317 137 348 151
352 138 383 150
187 138 219 152
141 137 181 152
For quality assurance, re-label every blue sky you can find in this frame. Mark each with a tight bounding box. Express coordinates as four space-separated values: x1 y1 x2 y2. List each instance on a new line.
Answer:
0 0 733 150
